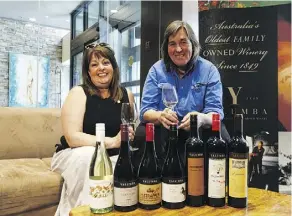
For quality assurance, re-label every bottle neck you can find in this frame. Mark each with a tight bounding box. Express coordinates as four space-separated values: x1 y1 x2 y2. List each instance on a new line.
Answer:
96 130 105 149
145 140 155 156
120 130 129 156
211 119 221 139
145 124 155 157
234 117 243 138
168 129 178 156
190 125 199 138
211 130 221 138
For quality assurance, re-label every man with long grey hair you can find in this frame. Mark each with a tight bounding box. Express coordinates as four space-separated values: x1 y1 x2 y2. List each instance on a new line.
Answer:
139 20 226 164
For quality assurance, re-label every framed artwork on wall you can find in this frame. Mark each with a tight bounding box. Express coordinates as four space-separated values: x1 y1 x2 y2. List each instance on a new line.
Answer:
8 53 50 107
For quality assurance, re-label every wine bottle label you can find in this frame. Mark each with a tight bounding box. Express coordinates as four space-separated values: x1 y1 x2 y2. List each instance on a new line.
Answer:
208 155 226 198
187 152 203 158
187 155 204 196
114 180 138 207
162 177 186 203
138 178 161 205
229 153 248 198
89 177 114 210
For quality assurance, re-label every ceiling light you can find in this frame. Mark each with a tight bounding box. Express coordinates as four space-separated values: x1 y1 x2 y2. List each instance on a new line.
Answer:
29 17 36 22
65 20 70 22
25 23 32 27
110 9 118 13
45 16 49 18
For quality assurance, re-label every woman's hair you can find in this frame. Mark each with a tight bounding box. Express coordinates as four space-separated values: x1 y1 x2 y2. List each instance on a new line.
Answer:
161 20 201 71
82 43 123 102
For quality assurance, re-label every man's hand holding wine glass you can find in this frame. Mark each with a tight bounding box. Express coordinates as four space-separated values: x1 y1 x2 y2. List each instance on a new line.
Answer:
158 108 179 129
159 84 180 129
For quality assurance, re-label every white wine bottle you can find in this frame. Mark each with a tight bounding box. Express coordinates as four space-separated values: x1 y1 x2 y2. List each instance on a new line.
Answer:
89 123 113 214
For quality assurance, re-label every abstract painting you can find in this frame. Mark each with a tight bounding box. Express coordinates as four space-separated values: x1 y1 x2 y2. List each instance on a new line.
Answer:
9 53 50 107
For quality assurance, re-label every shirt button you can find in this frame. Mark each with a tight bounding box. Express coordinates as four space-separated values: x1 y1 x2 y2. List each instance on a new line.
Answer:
181 86 183 89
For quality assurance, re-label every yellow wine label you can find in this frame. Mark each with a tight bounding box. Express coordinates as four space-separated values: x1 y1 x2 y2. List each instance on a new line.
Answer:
229 157 248 198
138 183 161 205
89 178 113 210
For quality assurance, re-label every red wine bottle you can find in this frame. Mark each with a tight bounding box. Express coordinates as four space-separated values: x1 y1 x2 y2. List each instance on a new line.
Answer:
137 123 161 210
114 124 138 212
207 114 226 207
228 114 249 208
162 124 186 209
186 114 205 206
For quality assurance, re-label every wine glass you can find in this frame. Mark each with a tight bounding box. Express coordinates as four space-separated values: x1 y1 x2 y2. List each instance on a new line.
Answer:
162 84 178 110
121 102 139 151
121 102 138 126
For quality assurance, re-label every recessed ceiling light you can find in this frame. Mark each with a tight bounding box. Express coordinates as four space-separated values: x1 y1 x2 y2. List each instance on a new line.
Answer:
110 9 118 13
29 17 36 22
45 16 49 18
65 19 70 22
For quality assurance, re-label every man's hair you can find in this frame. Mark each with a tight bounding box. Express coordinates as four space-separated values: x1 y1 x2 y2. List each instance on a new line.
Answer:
161 20 201 71
81 43 123 102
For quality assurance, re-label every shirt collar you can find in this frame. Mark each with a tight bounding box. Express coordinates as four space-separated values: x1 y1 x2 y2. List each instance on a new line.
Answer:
170 58 196 78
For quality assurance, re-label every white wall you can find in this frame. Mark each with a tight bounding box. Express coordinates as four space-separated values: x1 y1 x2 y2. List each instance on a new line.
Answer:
182 0 199 40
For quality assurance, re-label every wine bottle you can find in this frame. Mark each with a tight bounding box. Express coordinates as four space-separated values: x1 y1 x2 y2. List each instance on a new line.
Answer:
162 124 186 209
114 124 138 212
137 123 161 210
186 114 205 207
207 114 226 207
89 123 113 214
228 114 249 208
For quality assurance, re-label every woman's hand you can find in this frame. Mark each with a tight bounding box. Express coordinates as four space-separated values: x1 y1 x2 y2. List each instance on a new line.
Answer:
105 126 135 149
158 108 179 129
105 136 120 149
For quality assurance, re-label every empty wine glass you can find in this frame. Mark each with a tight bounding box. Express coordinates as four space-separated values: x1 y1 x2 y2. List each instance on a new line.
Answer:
121 102 138 126
162 84 178 110
121 102 139 152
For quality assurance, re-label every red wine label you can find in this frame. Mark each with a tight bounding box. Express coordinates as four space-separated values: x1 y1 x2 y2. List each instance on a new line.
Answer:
187 153 204 196
89 177 113 210
229 153 248 198
114 180 138 207
208 153 226 198
138 178 161 205
162 177 186 203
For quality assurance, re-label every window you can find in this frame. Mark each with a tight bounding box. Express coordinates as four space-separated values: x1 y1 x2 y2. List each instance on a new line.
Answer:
120 23 141 107
73 52 83 86
73 8 84 38
88 1 99 28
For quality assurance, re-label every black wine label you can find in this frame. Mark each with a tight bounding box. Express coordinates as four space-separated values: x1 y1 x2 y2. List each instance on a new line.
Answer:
229 152 249 159
114 180 138 188
187 152 204 158
139 178 161 185
162 177 185 184
209 152 225 159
